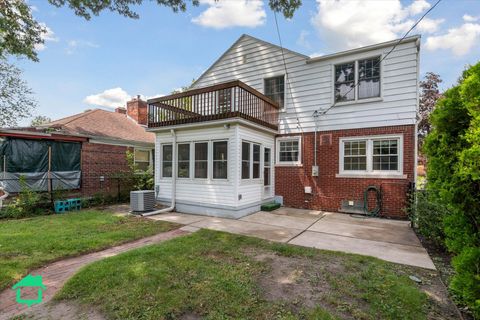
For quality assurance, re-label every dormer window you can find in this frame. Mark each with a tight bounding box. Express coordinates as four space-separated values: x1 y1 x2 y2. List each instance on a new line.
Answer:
334 57 381 103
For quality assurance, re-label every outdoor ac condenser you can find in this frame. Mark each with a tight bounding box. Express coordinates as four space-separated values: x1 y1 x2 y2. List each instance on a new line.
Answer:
130 190 156 213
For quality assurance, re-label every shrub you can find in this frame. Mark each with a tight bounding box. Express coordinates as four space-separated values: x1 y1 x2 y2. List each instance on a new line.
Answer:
0 177 48 219
424 62 480 317
408 190 448 248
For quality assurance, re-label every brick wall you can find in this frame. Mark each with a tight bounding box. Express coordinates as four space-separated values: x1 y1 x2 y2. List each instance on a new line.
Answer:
274 125 415 218
81 142 132 196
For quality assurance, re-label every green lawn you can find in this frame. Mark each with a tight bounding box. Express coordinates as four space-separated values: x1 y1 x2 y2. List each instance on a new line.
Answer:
57 229 450 320
0 210 178 290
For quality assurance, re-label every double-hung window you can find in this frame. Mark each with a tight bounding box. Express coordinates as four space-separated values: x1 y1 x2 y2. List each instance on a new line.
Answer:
276 137 301 165
162 144 172 178
339 136 402 177
264 75 285 109
213 141 228 179
241 142 250 179
334 56 381 103
194 142 208 178
177 144 190 178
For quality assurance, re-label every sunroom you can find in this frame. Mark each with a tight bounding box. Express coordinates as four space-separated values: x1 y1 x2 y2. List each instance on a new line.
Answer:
147 80 280 218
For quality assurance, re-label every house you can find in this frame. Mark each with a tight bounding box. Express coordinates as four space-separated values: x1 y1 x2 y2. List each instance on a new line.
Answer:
0 96 154 196
12 274 46 307
147 34 419 219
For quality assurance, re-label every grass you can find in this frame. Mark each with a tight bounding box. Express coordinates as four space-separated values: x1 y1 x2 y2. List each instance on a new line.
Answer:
57 229 439 320
0 210 178 290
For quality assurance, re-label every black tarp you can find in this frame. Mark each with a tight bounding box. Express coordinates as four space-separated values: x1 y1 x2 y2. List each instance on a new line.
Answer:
0 138 81 192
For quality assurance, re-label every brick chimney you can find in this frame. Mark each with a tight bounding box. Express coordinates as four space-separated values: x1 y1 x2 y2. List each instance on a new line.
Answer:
126 95 148 125
115 107 127 114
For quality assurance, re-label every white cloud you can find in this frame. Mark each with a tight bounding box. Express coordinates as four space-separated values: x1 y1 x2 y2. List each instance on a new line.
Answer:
84 88 130 108
417 17 445 33
297 30 311 49
311 0 440 50
66 40 99 55
425 23 480 56
34 23 59 51
192 0 266 29
463 14 479 22
309 52 324 58
407 0 431 15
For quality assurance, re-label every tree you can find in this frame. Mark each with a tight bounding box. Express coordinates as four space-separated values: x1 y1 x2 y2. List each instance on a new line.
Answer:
418 72 442 149
424 62 480 318
2 0 302 62
0 58 36 127
30 115 51 126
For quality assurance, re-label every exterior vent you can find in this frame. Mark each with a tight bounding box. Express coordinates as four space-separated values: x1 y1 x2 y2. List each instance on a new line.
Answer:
130 190 155 212
320 134 332 145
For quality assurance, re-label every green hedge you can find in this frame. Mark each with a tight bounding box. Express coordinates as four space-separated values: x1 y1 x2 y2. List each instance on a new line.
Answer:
424 62 480 317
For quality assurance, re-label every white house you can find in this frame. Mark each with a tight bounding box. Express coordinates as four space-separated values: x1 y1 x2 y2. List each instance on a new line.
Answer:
147 34 419 219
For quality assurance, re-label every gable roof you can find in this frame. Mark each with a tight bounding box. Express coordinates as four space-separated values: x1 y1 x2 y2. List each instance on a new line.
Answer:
12 274 46 290
41 109 154 145
192 34 309 87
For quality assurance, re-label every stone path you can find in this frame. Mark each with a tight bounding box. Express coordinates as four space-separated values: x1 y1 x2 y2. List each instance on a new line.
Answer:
0 229 188 320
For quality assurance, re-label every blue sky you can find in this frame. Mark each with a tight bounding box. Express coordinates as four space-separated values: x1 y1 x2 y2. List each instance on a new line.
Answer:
16 0 480 125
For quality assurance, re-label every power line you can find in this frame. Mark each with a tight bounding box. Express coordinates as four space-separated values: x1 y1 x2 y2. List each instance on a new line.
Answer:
314 0 442 118
273 10 304 133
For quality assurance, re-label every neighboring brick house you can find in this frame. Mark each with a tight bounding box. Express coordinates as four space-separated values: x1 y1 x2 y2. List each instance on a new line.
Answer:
148 34 419 219
0 96 154 196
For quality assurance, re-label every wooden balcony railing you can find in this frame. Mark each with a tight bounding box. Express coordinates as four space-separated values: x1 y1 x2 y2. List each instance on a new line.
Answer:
148 80 279 130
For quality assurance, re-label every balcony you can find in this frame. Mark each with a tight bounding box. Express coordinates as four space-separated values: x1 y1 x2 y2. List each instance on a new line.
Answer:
148 80 279 130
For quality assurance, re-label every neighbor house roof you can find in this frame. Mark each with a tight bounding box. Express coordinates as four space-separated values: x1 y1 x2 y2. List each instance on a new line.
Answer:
40 109 154 145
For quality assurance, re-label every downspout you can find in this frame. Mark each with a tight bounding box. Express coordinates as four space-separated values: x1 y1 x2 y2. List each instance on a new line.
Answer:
142 129 176 216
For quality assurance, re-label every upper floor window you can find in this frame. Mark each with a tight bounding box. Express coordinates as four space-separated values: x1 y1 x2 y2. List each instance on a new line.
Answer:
334 57 381 103
264 75 285 109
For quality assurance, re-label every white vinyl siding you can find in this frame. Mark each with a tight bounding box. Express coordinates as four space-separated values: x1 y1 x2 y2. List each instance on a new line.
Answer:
192 35 418 134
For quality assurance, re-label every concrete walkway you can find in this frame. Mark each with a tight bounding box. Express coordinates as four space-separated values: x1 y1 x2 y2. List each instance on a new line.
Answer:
149 208 435 270
0 229 188 320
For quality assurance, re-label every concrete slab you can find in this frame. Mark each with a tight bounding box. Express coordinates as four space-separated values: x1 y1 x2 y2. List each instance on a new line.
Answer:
189 216 303 243
147 212 206 225
270 207 324 218
308 216 421 247
240 211 320 230
180 225 201 233
289 231 435 270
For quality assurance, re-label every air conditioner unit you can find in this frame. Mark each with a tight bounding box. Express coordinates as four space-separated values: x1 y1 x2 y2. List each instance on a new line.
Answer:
130 190 155 213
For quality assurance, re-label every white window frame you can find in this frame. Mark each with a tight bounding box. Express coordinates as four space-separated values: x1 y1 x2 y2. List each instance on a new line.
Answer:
276 136 302 166
263 74 286 111
212 140 228 180
160 144 173 179
332 55 383 106
337 134 405 179
263 146 273 198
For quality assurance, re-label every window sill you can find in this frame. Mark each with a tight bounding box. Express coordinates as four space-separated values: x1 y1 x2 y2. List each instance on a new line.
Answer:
335 97 383 106
275 163 303 167
335 173 407 179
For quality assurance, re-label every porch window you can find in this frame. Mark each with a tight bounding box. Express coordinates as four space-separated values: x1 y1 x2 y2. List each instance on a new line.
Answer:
253 144 260 179
241 142 250 179
194 142 208 179
264 75 285 109
339 135 403 177
276 137 301 165
134 149 151 171
264 147 271 193
162 144 172 178
177 143 190 178
213 141 228 179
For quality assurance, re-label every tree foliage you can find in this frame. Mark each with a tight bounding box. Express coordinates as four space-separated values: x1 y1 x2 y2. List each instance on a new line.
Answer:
0 57 36 127
30 115 51 126
418 72 442 149
424 62 480 317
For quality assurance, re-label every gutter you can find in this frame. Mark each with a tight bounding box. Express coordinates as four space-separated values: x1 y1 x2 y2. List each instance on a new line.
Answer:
141 129 176 216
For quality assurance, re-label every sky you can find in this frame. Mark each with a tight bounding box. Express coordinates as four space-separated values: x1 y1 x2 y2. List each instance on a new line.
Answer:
15 0 480 125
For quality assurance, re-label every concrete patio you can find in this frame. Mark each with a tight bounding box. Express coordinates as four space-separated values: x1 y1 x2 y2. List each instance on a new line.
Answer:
147 208 435 270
